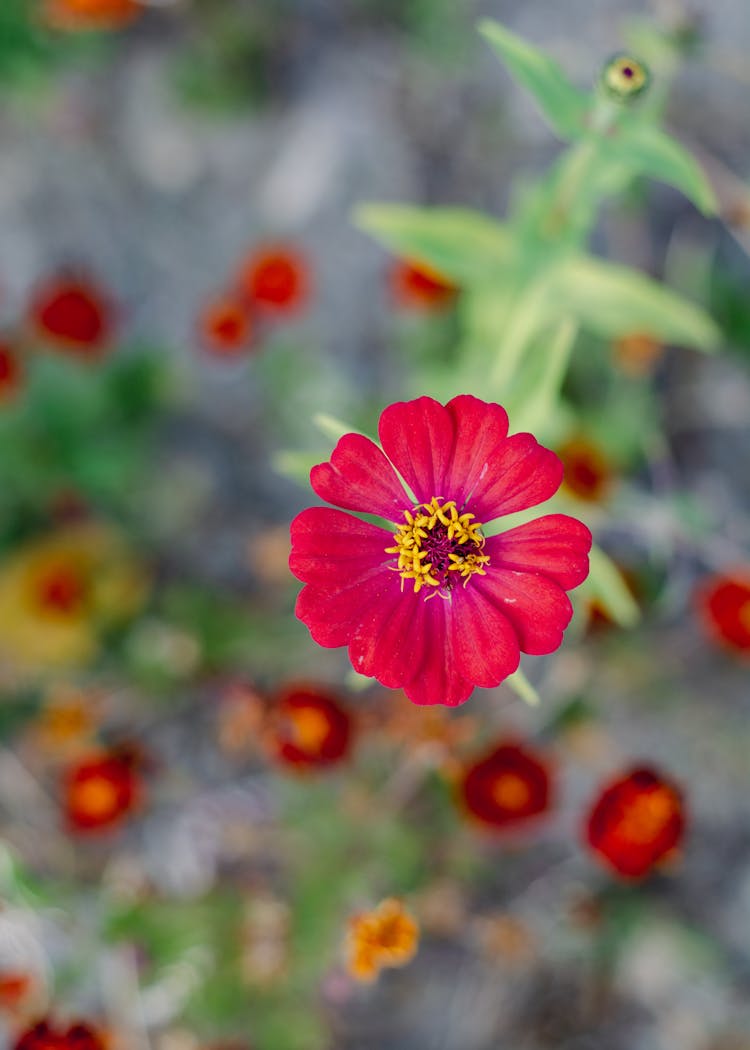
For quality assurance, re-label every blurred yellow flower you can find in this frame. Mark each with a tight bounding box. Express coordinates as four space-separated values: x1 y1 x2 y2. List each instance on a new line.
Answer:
0 524 148 678
346 898 419 982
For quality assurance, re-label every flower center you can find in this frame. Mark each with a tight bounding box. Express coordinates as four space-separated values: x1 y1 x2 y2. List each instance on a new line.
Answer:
70 774 120 821
617 787 677 845
287 706 331 752
386 497 490 598
739 597 750 634
490 772 532 812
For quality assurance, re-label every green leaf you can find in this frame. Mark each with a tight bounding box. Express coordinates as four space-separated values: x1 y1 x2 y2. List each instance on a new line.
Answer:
605 123 717 215
506 668 540 706
580 545 640 628
311 412 363 442
355 204 515 285
550 254 721 349
478 19 589 140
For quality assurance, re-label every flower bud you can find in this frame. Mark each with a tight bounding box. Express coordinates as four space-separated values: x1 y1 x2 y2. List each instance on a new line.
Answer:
599 54 650 102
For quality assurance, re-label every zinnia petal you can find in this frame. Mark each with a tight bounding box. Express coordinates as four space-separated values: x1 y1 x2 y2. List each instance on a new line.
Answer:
378 397 454 503
471 567 573 655
442 394 510 506
289 507 392 586
449 583 521 683
310 434 409 520
467 433 564 522
486 515 592 589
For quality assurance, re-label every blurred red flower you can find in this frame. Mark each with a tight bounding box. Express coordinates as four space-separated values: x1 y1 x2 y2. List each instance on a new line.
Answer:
696 571 750 655
199 295 253 358
63 749 143 833
557 436 613 503
238 246 310 316
0 973 32 1013
0 342 23 403
585 766 685 879
14 1022 105 1050
389 259 457 310
460 741 552 830
30 277 114 358
271 686 352 769
290 395 591 707
41 0 142 31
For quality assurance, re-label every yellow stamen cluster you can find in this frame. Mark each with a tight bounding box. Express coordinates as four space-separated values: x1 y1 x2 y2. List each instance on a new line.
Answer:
385 497 490 597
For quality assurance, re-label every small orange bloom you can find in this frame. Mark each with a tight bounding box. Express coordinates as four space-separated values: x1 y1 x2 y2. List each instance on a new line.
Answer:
346 898 419 982
14 1021 105 1050
389 259 457 311
199 295 253 358
41 0 143 31
460 741 552 831
613 332 664 377
270 686 352 770
558 436 613 503
585 766 685 880
0 342 23 403
238 246 310 317
0 972 32 1013
696 571 750 656
63 749 143 833
29 276 115 359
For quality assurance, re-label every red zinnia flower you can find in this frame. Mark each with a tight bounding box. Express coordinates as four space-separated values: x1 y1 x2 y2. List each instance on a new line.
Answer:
460 741 552 830
0 342 22 403
238 246 310 316
199 295 253 358
696 571 750 656
63 749 142 833
14 1021 105 1050
389 259 457 311
271 686 352 769
29 276 114 358
585 766 685 880
289 396 592 707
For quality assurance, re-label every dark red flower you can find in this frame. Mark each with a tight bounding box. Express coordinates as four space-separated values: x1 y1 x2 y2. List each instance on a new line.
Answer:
238 246 310 316
63 750 142 833
30 276 114 358
585 767 685 880
199 294 253 357
460 741 552 830
389 259 457 311
558 437 613 503
271 686 352 769
0 342 22 403
14 1021 105 1050
290 396 592 707
696 571 750 655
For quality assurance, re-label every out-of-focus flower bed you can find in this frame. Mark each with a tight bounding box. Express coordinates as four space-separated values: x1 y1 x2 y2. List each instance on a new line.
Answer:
0 3 749 1050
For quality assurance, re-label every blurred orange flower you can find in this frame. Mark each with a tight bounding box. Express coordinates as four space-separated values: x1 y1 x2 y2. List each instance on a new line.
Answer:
0 973 33 1014
63 748 144 833
459 741 552 831
27 684 102 759
238 246 310 317
389 259 457 311
613 332 664 377
346 898 419 982
0 524 148 677
199 295 253 358
696 570 750 656
29 276 115 359
558 436 614 503
585 766 685 880
41 0 143 31
270 686 353 771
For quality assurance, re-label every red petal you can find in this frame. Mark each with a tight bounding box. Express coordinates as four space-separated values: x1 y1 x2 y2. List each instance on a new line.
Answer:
378 397 454 503
468 434 564 522
472 568 573 656
442 395 509 507
448 583 521 683
486 515 592 590
289 507 393 586
401 597 475 707
310 434 409 520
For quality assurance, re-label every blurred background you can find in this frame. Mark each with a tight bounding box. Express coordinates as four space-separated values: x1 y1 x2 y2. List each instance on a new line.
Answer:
0 1 749 1048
